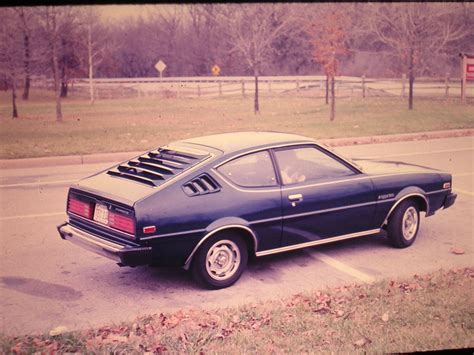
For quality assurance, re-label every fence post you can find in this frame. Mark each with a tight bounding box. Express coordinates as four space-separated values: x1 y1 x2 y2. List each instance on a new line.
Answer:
444 73 449 99
219 82 222 96
401 74 406 98
197 84 201 98
362 75 366 98
296 79 300 93
241 80 246 98
461 54 467 103
268 80 272 94
325 76 329 104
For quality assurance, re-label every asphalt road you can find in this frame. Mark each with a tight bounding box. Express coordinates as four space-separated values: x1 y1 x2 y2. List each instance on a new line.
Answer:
0 137 472 335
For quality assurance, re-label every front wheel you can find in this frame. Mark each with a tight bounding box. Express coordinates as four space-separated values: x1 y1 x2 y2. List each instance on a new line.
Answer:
387 200 420 248
192 233 248 289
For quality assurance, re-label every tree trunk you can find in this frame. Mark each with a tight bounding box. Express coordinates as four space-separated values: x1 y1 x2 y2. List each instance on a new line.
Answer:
11 77 18 119
408 47 414 110
254 68 260 115
330 75 335 121
60 81 68 97
19 9 31 100
325 75 329 105
52 40 63 122
88 24 95 105
22 31 30 100
60 63 68 98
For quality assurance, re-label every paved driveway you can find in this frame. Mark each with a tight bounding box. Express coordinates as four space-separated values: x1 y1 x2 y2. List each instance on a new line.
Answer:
0 136 472 335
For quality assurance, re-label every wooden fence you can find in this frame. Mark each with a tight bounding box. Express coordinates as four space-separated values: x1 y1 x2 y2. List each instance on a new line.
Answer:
32 75 473 100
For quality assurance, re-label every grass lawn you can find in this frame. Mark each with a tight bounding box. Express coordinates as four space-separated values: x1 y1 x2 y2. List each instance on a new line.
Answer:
1 268 472 353
0 90 473 159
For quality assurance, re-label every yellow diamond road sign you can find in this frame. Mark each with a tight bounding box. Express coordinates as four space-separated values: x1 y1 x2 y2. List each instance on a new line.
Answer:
155 60 167 75
212 64 221 76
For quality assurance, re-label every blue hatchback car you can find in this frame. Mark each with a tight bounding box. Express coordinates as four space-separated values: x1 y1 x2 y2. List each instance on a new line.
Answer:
58 132 456 289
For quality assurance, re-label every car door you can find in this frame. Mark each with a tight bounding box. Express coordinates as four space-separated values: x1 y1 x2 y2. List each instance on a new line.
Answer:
215 149 283 251
272 145 377 247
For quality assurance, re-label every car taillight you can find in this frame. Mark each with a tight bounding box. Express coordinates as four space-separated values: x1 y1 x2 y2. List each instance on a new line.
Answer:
108 211 135 235
68 197 93 219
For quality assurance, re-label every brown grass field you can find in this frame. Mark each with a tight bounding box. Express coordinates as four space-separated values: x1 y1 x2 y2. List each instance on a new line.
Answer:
0 89 473 159
1 268 472 353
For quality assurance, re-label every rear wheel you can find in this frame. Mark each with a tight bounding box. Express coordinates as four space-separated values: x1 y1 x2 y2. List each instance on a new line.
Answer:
192 232 248 289
387 200 420 248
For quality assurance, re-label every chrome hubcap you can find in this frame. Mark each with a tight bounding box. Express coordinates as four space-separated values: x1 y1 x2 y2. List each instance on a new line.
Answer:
206 240 241 281
402 207 418 240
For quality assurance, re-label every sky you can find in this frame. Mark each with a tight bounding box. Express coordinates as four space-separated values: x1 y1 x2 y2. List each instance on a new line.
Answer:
96 4 183 23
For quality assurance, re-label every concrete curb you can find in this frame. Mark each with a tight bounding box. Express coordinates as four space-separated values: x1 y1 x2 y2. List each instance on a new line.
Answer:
1 128 472 170
318 128 474 147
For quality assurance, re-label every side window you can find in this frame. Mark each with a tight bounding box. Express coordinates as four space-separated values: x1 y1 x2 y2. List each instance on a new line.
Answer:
217 151 277 187
274 146 355 185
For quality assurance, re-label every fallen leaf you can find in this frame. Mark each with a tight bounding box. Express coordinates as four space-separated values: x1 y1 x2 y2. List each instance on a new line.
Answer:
382 313 389 322
49 326 68 336
145 324 155 336
86 339 97 350
450 247 465 255
354 337 372 348
336 310 345 317
164 316 180 328
32 338 45 347
154 344 167 354
103 334 128 344
11 342 23 354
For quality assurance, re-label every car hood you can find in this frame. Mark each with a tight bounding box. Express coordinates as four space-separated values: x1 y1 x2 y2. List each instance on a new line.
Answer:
353 159 440 175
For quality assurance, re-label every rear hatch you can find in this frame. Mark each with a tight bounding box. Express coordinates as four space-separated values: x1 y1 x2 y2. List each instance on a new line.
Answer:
67 144 213 243
73 144 213 206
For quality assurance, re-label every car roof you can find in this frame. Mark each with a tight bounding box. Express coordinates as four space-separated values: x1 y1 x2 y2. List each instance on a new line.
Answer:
174 131 313 154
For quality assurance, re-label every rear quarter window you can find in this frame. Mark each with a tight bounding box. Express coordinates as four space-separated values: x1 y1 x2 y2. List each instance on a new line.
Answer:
217 151 277 188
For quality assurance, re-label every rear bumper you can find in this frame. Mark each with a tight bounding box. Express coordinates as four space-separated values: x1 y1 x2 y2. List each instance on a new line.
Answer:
57 223 152 266
443 192 457 210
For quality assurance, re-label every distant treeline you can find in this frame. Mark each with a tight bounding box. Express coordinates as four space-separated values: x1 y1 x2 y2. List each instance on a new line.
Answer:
1 4 473 80
1 4 473 118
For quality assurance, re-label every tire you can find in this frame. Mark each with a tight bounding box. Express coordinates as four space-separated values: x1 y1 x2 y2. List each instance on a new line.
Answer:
191 232 248 289
387 200 420 248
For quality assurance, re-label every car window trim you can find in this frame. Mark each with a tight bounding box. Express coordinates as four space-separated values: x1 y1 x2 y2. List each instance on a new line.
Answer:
213 141 363 191
271 144 361 187
215 149 279 189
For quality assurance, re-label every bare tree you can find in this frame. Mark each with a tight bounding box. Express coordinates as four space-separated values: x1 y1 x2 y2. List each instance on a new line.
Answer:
14 7 35 100
218 4 298 114
187 4 221 75
368 3 468 110
149 5 184 77
78 7 110 104
306 5 351 121
37 6 78 122
0 8 24 118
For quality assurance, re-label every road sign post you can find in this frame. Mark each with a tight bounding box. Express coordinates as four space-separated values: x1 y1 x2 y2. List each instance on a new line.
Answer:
155 60 167 79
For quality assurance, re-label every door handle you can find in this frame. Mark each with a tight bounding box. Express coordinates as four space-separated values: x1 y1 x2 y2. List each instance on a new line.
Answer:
288 194 303 206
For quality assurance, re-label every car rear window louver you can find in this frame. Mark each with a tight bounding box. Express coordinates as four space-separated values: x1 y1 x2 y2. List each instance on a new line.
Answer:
182 174 221 196
107 148 209 187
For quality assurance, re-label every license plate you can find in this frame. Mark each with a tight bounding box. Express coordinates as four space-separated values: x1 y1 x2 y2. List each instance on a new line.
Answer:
93 203 109 225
